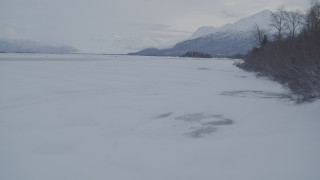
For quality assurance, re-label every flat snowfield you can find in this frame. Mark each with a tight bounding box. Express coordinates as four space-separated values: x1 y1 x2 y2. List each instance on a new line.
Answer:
1 54 319 180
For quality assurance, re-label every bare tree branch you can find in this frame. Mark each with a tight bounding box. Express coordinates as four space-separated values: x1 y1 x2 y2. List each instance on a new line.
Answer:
252 24 268 47
285 10 304 38
270 6 288 40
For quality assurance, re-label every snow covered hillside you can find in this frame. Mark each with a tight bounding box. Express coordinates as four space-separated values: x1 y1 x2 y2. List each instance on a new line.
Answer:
190 10 273 39
1 54 319 180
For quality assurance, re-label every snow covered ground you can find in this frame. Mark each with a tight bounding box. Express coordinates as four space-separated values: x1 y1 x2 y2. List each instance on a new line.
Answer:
1 54 319 180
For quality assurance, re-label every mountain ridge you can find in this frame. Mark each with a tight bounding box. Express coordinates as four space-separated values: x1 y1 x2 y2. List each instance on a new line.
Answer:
190 10 273 39
130 10 273 57
0 39 79 54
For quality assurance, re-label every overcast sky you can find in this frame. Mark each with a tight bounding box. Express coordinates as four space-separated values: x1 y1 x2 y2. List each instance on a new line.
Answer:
0 0 310 53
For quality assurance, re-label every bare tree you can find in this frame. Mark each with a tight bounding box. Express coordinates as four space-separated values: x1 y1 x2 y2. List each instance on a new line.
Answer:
271 6 287 40
252 24 268 47
305 0 320 32
285 10 304 38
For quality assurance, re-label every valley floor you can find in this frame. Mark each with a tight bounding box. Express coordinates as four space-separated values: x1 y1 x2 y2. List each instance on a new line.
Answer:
0 54 319 180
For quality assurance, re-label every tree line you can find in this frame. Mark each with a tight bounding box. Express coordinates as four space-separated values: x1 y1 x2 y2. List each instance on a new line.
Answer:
238 1 320 103
180 51 212 58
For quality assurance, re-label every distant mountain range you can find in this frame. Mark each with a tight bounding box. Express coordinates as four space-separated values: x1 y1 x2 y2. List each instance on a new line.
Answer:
129 10 273 57
0 39 79 54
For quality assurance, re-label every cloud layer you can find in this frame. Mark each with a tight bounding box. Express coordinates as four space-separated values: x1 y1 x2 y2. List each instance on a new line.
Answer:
0 0 309 53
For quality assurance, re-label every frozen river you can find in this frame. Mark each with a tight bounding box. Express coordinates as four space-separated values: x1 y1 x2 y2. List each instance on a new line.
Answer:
1 54 319 180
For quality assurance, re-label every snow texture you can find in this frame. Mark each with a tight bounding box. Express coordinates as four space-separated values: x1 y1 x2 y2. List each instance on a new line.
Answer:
0 54 320 180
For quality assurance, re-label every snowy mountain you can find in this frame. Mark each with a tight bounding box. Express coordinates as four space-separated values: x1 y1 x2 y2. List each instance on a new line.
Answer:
190 10 273 39
216 10 273 32
130 10 274 57
0 39 79 54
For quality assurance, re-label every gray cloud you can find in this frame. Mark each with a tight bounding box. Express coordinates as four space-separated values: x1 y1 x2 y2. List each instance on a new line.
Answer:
0 0 310 53
221 10 240 18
